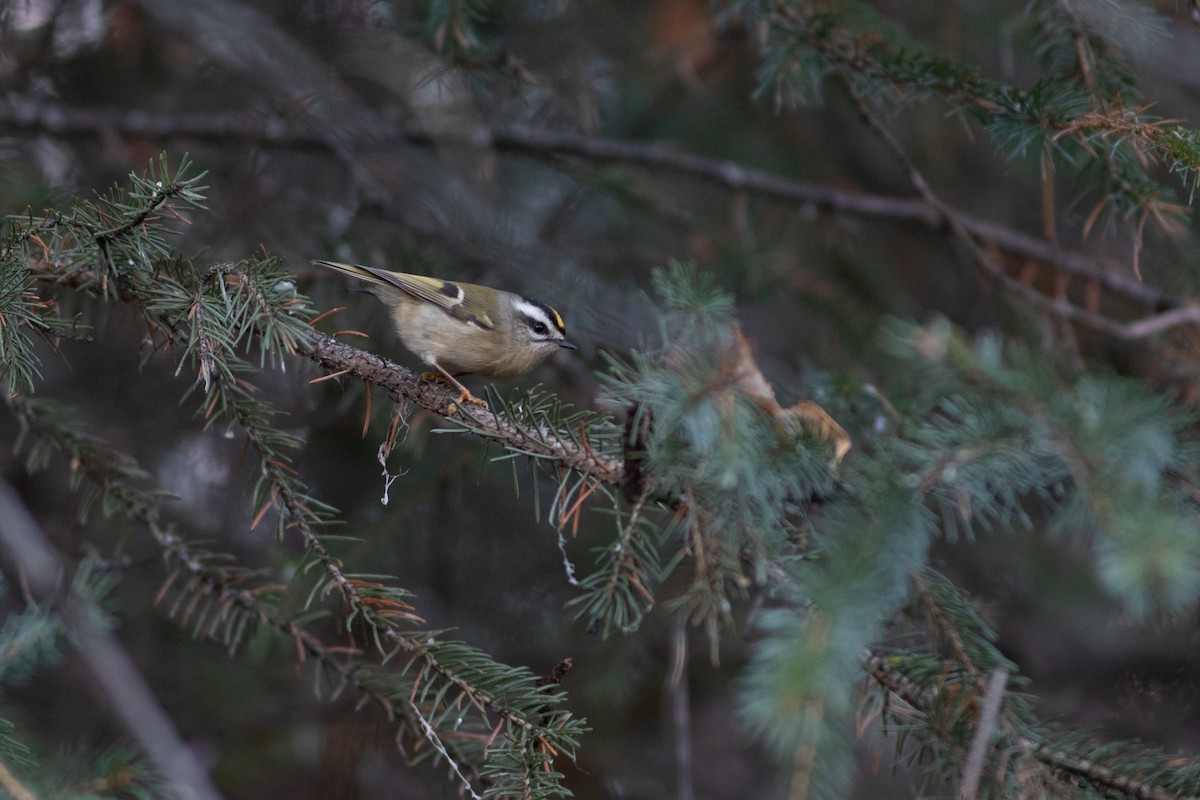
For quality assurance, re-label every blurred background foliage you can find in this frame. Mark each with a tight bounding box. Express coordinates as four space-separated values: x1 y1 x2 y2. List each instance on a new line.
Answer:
3 0 1200 798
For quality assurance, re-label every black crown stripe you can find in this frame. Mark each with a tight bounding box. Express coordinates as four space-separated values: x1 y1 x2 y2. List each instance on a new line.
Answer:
521 297 566 334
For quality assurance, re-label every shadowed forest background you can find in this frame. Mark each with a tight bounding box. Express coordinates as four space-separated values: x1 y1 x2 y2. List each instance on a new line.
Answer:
3 1 1200 798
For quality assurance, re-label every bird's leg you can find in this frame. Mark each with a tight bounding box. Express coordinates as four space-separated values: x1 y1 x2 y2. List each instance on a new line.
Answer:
421 363 487 408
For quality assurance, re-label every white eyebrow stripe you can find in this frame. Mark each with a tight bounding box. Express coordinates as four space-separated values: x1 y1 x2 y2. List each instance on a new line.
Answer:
512 299 556 329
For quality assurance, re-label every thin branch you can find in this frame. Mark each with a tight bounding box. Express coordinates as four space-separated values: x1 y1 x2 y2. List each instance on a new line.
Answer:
958 668 1009 800
3 392 502 789
93 181 179 246
834 72 1192 343
0 760 36 800
1056 0 1097 96
32 249 627 491
0 98 1185 319
226 371 553 736
409 699 485 800
861 650 1183 800
1028 743 1181 800
668 611 695 800
911 573 978 679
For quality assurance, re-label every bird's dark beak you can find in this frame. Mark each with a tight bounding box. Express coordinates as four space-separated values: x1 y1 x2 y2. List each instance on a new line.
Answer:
559 340 577 350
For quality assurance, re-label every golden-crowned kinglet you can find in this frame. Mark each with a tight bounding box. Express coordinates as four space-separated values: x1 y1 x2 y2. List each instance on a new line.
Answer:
314 260 576 405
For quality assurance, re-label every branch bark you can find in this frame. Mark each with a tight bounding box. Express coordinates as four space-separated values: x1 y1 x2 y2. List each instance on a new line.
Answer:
298 330 627 485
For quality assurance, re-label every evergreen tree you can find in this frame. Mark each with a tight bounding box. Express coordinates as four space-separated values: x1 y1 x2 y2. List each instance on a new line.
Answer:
2 2 1200 798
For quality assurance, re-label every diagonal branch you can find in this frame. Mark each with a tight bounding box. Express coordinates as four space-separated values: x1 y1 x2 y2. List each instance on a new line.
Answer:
833 71 1196 344
958 669 1010 800
23 251 593 760
862 650 1182 800
6 393 492 788
0 480 225 800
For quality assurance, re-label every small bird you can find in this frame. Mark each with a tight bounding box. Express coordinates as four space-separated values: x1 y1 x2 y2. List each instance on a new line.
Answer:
314 260 576 406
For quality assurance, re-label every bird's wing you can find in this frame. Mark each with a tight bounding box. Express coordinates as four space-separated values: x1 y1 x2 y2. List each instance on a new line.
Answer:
313 261 495 330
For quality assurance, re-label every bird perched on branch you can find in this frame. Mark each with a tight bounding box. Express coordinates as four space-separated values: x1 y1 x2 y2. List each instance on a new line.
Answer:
314 260 576 406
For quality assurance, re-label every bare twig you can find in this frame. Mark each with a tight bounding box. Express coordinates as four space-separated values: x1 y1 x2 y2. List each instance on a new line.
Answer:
668 611 695 800
0 760 36 800
1 98 1187 327
862 650 1182 800
0 480 225 800
834 72 1195 344
958 669 1009 800
409 700 485 800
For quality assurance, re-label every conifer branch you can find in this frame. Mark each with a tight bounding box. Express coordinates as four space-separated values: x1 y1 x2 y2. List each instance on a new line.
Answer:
4 393 499 787
5 163 585 795
23 242 626 491
297 332 627 485
14 201 1199 796
834 67 1199 345
92 178 189 246
863 566 1200 799
864 649 1187 800
6 12 1200 782
172 265 585 789
4 311 575 797
747 0 1200 215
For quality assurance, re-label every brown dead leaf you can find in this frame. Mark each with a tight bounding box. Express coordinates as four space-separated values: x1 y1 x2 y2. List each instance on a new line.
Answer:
724 328 852 464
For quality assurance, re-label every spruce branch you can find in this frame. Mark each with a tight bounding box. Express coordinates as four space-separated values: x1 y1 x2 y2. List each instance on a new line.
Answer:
863 646 1193 800
9 153 208 298
1025 743 1185 800
298 332 627 485
162 264 586 792
910 573 979 682
7 144 1200 796
5 292 581 798
91 154 208 247
735 0 1200 317
8 393 320 658
832 65 1200 353
0 601 63 686
5 164 586 795
0 237 75 396
743 0 1198 212
24 233 626 492
5 392 510 791
861 569 1200 800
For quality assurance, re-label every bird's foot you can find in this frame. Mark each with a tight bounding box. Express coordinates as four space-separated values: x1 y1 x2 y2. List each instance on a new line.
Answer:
419 371 488 409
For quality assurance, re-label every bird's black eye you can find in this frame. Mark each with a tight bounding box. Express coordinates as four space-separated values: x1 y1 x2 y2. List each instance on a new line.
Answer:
531 321 548 336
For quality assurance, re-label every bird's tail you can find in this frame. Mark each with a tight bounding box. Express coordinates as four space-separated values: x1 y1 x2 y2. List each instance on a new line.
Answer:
312 260 391 288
